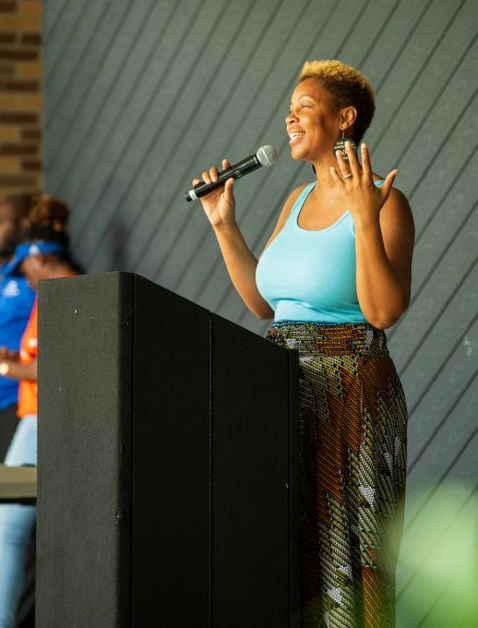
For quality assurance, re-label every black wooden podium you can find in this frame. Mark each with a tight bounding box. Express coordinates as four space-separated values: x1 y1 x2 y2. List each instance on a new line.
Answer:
36 272 300 627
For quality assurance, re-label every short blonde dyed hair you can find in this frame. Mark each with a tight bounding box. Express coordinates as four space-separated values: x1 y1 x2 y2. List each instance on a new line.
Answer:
299 60 375 143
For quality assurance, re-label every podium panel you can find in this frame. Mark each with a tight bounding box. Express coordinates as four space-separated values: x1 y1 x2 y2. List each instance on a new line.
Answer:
36 272 299 627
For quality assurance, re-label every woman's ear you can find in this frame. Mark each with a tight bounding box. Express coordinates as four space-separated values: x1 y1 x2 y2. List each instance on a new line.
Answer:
339 106 358 133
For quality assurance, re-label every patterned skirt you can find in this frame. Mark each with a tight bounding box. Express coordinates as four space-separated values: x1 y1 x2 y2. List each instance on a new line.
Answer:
265 322 407 628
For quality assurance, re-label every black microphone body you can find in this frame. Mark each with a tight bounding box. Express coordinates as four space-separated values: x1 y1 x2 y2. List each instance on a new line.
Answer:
184 145 277 202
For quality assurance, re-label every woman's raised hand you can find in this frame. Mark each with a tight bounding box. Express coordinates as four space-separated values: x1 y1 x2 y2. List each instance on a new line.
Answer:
193 159 236 229
330 142 399 229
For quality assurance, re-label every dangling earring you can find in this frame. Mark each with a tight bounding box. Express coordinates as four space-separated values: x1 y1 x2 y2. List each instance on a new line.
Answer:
332 129 357 161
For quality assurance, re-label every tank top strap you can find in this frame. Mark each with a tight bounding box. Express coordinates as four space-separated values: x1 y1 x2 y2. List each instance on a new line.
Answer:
289 182 316 218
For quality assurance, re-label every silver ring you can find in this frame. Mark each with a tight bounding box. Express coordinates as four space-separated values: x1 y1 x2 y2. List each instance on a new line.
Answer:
343 173 353 180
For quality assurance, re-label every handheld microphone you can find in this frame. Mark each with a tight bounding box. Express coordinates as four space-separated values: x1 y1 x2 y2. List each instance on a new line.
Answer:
184 145 278 202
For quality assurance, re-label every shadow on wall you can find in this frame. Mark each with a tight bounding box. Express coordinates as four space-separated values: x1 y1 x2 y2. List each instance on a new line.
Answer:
397 481 478 627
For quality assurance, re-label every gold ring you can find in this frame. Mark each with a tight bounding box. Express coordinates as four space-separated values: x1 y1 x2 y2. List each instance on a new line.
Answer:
343 173 353 179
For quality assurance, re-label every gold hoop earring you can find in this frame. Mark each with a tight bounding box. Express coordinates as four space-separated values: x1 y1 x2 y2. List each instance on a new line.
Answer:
332 129 357 161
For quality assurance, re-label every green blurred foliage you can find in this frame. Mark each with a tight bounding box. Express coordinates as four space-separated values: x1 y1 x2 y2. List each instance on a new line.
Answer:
397 482 478 627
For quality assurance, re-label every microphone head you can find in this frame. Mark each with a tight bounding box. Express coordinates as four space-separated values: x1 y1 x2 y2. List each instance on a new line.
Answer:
256 145 278 167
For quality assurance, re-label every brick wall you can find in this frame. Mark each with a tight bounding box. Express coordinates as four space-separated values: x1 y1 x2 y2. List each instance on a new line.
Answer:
0 0 42 195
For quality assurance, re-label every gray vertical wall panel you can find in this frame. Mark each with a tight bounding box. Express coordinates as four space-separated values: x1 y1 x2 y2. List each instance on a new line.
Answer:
45 1 162 189
43 0 477 625
405 306 477 469
408 371 477 490
45 1 122 130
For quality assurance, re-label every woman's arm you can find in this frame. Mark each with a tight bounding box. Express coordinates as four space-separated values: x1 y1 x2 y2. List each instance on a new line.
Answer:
332 142 415 329
354 187 414 329
0 357 37 382
197 161 302 320
212 219 274 319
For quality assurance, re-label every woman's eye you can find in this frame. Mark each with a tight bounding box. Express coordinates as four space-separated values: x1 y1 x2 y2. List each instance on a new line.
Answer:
288 103 312 115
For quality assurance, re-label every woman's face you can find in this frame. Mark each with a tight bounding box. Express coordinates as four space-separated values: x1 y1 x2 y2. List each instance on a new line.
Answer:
286 78 340 162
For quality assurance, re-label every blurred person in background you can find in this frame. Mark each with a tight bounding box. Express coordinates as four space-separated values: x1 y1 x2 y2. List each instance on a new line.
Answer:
0 193 36 628
0 194 81 628
0 195 35 462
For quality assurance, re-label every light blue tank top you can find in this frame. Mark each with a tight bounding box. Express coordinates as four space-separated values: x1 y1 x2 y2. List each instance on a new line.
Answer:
256 181 382 324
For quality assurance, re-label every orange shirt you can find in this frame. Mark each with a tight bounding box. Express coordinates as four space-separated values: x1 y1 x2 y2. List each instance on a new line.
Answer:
18 297 38 417
17 272 79 417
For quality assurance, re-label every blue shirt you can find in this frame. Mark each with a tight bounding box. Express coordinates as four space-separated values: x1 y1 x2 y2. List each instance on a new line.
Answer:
256 181 378 324
0 265 36 408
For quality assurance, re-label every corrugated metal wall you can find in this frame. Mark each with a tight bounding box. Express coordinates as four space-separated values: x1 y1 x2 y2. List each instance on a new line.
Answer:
43 0 477 625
